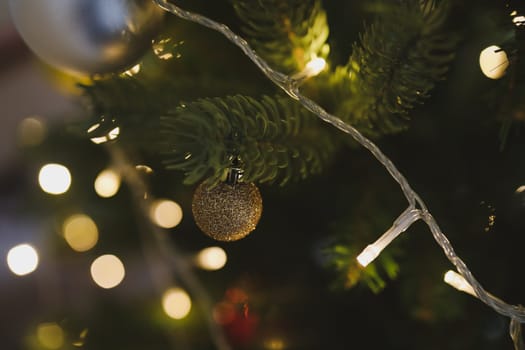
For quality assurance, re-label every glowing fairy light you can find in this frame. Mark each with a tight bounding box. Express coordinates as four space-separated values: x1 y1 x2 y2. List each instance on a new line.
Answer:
162 287 192 319
513 15 525 26
38 164 72 195
149 199 183 229
36 323 64 349
123 63 141 76
357 209 421 267
94 169 121 198
479 45 509 80
292 56 327 81
444 270 476 297
265 338 285 350
6 244 39 276
305 57 326 76
62 214 99 252
88 123 120 144
90 254 125 289
195 247 227 271
18 116 47 146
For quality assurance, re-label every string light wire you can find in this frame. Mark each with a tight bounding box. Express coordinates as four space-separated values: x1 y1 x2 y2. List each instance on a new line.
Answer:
152 0 525 347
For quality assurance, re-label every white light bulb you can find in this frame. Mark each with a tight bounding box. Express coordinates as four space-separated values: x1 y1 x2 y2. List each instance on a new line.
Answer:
7 244 39 276
444 270 476 296
357 209 421 267
150 199 183 229
196 247 227 270
479 45 509 79
305 57 327 77
38 163 72 195
94 169 121 198
162 288 192 319
90 254 125 289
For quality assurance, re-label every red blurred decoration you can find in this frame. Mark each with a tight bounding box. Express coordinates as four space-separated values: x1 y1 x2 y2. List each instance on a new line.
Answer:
214 287 259 347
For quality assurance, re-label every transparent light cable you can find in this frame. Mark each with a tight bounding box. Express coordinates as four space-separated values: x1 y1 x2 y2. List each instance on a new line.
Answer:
153 0 525 345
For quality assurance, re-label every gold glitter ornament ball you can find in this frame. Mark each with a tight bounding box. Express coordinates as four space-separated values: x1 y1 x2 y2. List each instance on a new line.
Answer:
192 181 262 242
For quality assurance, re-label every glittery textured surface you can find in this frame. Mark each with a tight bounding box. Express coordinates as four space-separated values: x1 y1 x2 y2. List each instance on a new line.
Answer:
192 182 262 241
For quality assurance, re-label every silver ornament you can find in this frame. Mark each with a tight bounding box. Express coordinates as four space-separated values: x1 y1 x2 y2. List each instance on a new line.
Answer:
9 0 164 76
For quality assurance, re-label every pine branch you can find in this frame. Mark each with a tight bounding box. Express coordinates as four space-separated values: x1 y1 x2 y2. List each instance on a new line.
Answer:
232 0 329 74
158 95 339 185
334 0 457 137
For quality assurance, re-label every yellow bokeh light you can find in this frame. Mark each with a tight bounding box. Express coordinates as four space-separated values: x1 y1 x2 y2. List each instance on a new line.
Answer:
38 163 71 195
62 214 99 252
18 116 47 146
162 288 192 319
479 45 509 80
196 247 227 271
88 123 120 144
6 243 39 276
94 169 121 198
265 338 285 350
150 199 183 229
122 63 141 76
90 254 125 289
36 323 64 349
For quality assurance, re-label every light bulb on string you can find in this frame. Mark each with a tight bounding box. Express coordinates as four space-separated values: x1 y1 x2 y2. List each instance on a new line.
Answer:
357 209 421 267
479 45 510 80
292 56 327 81
443 270 476 297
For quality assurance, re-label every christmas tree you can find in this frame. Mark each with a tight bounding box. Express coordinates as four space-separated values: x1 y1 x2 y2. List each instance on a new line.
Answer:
2 0 525 349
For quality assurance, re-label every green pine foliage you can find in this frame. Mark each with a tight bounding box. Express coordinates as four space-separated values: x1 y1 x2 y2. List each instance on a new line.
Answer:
333 0 457 137
159 94 339 185
232 0 330 74
79 0 457 292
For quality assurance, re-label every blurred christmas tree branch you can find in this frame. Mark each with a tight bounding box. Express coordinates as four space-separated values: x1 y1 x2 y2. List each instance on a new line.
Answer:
105 144 231 350
337 0 457 137
232 0 329 74
152 0 525 347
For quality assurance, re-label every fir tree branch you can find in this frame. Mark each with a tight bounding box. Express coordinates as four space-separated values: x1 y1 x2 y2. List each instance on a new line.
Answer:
232 0 329 74
335 0 457 137
158 94 338 185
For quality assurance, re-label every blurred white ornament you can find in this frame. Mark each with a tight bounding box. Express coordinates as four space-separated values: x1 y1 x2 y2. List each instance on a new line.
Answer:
9 0 164 76
479 45 509 79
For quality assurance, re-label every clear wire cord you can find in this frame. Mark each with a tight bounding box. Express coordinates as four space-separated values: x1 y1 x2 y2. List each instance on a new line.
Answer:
152 0 525 345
